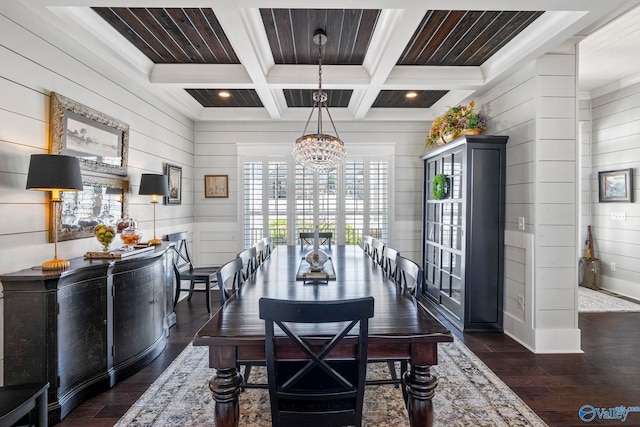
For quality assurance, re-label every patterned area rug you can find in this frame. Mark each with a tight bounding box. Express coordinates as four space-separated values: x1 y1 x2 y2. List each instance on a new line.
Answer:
578 286 640 312
116 338 546 427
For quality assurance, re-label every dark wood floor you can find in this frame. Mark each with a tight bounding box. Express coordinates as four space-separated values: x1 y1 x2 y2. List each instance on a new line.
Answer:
56 293 640 427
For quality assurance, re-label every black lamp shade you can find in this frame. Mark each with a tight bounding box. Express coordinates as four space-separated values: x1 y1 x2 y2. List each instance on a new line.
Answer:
139 173 169 196
26 154 83 191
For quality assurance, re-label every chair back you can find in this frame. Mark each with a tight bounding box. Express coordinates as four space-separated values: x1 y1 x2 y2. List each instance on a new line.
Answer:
237 247 258 280
382 247 399 279
254 240 266 265
362 235 373 256
262 236 272 258
165 231 193 272
371 238 385 266
216 257 244 305
395 255 423 295
259 297 374 427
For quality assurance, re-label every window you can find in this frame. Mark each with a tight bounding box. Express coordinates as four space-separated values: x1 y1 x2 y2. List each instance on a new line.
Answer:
243 158 389 247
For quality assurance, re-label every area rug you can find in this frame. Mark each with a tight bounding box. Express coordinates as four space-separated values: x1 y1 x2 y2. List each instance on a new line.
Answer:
578 286 640 312
116 338 546 427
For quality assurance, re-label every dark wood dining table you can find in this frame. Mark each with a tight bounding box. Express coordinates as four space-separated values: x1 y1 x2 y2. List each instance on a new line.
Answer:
193 245 453 427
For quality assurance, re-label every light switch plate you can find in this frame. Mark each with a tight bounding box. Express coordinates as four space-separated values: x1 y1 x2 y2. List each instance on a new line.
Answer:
611 212 626 221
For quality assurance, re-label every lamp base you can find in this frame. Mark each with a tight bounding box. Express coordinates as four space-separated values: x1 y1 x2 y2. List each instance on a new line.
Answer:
148 238 163 246
42 257 70 270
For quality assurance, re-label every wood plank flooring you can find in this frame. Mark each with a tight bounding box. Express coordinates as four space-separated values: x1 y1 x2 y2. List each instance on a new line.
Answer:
56 293 640 427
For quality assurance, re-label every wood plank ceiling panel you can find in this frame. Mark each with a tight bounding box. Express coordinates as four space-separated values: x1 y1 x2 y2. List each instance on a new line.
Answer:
398 10 543 66
92 7 239 64
259 9 380 65
186 89 263 107
284 89 353 108
372 90 448 108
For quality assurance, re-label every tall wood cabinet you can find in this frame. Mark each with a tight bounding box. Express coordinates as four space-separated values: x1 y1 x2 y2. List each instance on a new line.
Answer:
1 245 174 424
420 135 508 332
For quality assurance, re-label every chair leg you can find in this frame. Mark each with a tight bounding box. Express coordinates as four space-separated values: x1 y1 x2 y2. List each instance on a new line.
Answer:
188 280 195 300
205 281 211 313
173 279 181 309
387 361 399 388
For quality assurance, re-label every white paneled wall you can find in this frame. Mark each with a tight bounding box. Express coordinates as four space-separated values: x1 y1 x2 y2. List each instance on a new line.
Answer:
590 82 640 300
194 121 428 266
473 49 582 352
0 1 196 383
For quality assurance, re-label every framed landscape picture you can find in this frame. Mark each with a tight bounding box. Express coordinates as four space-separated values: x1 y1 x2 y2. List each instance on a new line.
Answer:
598 168 634 203
50 92 129 176
204 175 228 198
165 163 182 205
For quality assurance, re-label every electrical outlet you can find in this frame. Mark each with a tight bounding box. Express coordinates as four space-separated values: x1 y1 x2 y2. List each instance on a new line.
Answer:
517 295 525 310
611 262 616 271
518 217 525 231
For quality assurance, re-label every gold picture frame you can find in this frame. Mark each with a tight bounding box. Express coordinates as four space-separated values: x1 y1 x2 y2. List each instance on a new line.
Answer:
50 92 129 176
204 175 228 198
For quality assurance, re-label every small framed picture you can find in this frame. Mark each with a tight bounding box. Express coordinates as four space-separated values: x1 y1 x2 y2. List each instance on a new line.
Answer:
598 168 634 203
205 175 228 198
165 163 182 205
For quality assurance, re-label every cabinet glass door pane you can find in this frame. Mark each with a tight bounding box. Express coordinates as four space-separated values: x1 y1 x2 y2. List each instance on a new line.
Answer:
452 226 462 250
442 225 451 247
441 271 451 295
452 175 462 198
452 253 462 278
451 276 462 302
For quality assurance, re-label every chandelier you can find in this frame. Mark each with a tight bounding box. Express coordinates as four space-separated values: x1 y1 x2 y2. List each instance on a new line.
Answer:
293 29 346 172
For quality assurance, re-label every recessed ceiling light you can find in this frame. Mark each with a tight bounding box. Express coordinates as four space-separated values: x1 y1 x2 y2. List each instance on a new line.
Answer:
405 92 418 98
218 91 231 98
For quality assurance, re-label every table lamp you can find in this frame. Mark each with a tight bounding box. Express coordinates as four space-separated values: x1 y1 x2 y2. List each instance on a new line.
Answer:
139 173 169 245
26 154 83 270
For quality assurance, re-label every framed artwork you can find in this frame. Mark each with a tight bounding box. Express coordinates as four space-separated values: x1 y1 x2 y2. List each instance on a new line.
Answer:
55 175 129 242
598 168 634 203
165 163 182 205
50 92 129 176
205 175 228 198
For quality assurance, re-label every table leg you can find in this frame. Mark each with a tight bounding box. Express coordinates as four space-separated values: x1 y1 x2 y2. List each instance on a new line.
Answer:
209 367 243 427
403 364 438 427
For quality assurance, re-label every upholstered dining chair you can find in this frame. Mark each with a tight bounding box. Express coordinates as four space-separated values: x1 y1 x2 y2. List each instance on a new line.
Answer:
259 297 374 427
166 231 220 313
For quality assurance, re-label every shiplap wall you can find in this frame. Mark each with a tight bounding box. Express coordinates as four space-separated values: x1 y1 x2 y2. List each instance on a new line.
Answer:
194 121 428 267
579 99 593 265
0 1 196 384
473 50 582 352
590 82 640 300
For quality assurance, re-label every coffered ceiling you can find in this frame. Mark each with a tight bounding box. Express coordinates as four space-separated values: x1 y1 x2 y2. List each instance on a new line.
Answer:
19 0 640 122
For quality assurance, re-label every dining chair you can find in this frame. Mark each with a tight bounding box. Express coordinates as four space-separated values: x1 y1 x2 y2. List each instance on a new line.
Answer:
371 238 385 267
382 247 399 279
216 257 244 305
261 236 272 259
237 247 258 281
362 235 373 256
259 297 374 427
254 240 266 266
395 255 424 296
166 231 220 313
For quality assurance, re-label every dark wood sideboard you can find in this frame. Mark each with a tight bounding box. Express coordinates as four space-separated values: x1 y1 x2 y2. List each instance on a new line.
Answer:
0 244 176 424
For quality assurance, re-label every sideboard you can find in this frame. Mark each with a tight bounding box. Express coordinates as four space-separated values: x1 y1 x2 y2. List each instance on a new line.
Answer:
0 244 176 424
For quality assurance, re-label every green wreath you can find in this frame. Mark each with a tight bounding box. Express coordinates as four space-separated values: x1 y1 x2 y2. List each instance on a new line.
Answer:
432 174 449 200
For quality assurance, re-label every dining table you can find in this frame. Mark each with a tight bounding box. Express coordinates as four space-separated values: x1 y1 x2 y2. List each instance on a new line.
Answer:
193 245 453 427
